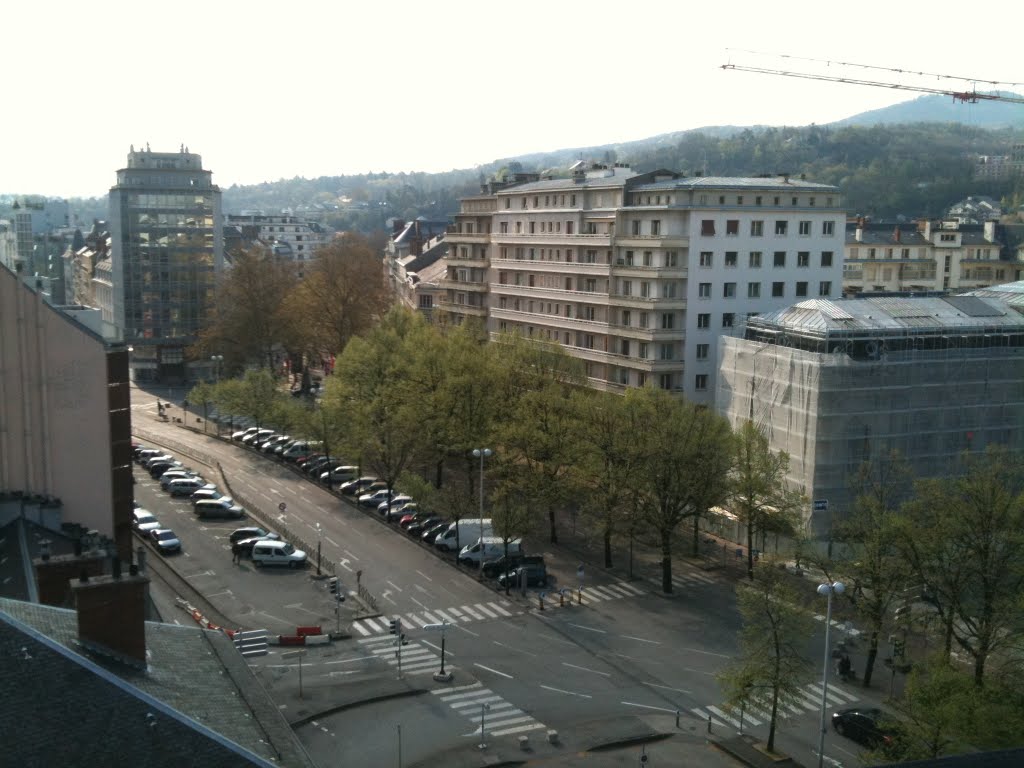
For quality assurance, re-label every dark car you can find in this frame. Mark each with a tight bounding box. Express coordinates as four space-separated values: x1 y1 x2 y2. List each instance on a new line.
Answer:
234 535 279 557
229 526 279 544
150 528 182 555
483 553 544 579
303 457 333 476
421 521 449 543
498 560 548 588
832 708 902 751
148 460 183 478
407 515 442 537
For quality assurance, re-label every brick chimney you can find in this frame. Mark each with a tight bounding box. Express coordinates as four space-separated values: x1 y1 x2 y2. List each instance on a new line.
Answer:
34 548 107 607
71 558 150 669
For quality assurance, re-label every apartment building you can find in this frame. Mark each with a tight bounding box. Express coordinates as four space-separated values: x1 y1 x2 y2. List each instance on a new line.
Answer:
225 212 329 263
459 164 843 403
108 145 224 382
843 219 1024 294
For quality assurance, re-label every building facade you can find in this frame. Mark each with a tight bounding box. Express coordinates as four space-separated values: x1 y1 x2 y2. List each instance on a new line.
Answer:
843 219 1024 295
716 289 1024 538
225 212 329 266
449 165 844 404
109 146 223 382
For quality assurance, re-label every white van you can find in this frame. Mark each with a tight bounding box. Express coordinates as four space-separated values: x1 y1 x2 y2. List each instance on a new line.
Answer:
434 518 492 552
251 540 307 568
458 536 522 566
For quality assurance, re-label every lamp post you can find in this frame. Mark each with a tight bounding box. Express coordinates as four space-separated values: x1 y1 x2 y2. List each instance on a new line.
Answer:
316 522 323 576
210 354 223 383
471 448 492 580
478 702 491 750
816 580 845 768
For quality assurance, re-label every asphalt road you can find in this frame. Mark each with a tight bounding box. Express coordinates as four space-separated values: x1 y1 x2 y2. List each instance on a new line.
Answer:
130 382 876 768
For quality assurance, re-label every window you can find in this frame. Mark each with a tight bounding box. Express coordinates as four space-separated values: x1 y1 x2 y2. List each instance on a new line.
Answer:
749 251 762 268
701 220 715 236
659 373 673 391
822 221 835 236
643 251 653 266
505 198 511 209
639 342 649 359
773 251 786 268
796 281 808 297
660 343 673 360
818 281 832 297
725 251 738 267
821 251 834 267
665 251 678 267
750 220 764 237
774 220 788 235
747 282 761 298
695 374 708 391
622 310 631 326
499 221 508 234
722 313 735 328
621 339 631 356
641 281 651 297
723 282 736 298
698 282 711 298
901 248 910 259
631 220 640 235
696 343 709 360
584 278 596 292
797 251 810 267
940 233 956 242
622 280 632 296
772 281 785 297
661 282 676 298
726 219 739 235
699 251 713 267
529 221 535 234
755 196 763 206
651 220 661 236
737 196 744 205
697 313 710 329
639 312 649 328
661 313 674 329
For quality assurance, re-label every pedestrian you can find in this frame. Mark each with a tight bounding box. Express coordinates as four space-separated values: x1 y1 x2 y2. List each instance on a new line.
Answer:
231 543 242 564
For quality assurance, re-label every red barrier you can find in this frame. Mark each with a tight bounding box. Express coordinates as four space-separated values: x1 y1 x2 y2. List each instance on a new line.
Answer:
279 635 305 646
296 625 323 637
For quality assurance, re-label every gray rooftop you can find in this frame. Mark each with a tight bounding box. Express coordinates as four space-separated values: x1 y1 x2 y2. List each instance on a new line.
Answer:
632 176 839 193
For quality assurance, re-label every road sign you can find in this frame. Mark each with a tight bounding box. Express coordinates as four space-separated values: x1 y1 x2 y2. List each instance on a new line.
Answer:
278 502 287 512
813 499 829 512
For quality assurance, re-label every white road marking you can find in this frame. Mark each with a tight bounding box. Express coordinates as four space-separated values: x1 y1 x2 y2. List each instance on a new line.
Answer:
707 705 742 728
490 603 513 617
386 580 403 592
568 623 607 634
492 640 537 657
643 681 692 695
433 682 482 695
352 622 371 636
473 603 498 618
622 701 680 714
678 646 730 658
460 605 485 620
421 639 451 655
621 634 660 644
542 685 592 699
474 663 513 679
325 655 376 665
562 662 611 677
415 569 433 582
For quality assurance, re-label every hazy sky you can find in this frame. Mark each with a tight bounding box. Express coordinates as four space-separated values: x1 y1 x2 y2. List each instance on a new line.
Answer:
5 1 1023 199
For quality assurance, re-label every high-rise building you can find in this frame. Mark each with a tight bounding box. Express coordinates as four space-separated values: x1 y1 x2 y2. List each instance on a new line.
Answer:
109 145 223 382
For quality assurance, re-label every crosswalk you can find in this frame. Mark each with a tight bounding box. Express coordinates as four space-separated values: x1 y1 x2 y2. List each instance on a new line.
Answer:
540 580 646 607
692 680 860 731
431 682 547 738
646 566 722 591
351 600 518 636
358 635 450 676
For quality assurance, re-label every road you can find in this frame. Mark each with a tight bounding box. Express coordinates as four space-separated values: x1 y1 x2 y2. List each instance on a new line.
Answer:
130 382 875 768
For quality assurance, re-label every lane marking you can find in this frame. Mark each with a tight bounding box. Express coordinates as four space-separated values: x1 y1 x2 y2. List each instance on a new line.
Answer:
542 684 592 699
473 663 513 679
386 580 403 592
474 603 499 618
492 640 537 657
568 623 607 634
621 634 660 644
420 639 452 656
563 662 611 677
491 604 513 617
679 646 730 658
491 723 546 737
432 682 482 695
643 681 692 694
622 701 677 713
415 569 433 582
325 655 376 665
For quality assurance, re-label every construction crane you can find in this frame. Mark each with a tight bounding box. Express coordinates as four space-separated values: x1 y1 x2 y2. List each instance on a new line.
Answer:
721 51 1024 105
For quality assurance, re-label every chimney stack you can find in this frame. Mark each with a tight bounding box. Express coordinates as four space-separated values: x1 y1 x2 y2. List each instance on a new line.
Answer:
34 551 106 607
72 569 150 669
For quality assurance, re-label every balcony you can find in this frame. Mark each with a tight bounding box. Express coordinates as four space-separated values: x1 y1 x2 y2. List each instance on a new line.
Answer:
439 279 488 292
438 300 487 317
445 230 491 244
615 234 689 249
492 232 612 247
608 294 687 310
445 254 488 268
491 283 611 305
492 257 610 275
490 307 610 334
612 261 688 278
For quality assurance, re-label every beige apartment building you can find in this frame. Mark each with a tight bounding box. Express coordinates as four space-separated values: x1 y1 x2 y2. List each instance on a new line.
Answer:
843 219 1024 294
443 164 844 403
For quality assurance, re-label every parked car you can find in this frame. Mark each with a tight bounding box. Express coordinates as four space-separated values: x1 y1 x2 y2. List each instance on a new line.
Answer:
149 460 184 478
421 521 450 543
159 469 198 489
150 528 182 555
232 426 260 442
251 540 307 568
135 448 163 464
832 708 903 751
340 476 379 496
483 553 544 579
242 429 274 446
302 456 333 476
359 489 395 508
132 509 162 535
250 431 279 450
321 464 358 485
143 454 174 469
229 526 280 544
407 515 442 537
378 494 413 516
167 477 216 497
399 508 432 529
261 435 291 453
234 535 279 557
191 488 224 504
295 453 325 471
194 498 246 520
497 560 547 588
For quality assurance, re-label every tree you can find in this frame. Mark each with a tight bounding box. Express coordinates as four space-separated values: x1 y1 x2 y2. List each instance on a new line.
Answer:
633 387 733 593
830 453 914 688
729 420 805 580
186 381 216 433
281 233 392 359
491 472 542 594
719 564 814 753
190 245 299 371
897 447 1024 685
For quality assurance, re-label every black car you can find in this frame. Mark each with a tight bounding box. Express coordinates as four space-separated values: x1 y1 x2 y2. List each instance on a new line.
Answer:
229 526 279 544
148 461 183 478
832 708 902 751
407 515 442 537
498 560 547 588
483 553 544 579
421 521 449 543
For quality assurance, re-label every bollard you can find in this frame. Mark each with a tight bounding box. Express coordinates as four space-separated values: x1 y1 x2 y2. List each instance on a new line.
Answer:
539 594 545 611
676 710 680 729
577 587 583 605
559 591 565 607
707 714 712 734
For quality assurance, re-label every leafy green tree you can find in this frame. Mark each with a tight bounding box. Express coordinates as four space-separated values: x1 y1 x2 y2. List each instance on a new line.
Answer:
719 564 814 753
729 420 805 580
186 381 216 432
897 447 1024 685
633 387 733 593
490 473 542 593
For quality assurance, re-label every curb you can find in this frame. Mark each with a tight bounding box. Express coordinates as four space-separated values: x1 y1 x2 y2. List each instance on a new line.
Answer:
288 687 431 728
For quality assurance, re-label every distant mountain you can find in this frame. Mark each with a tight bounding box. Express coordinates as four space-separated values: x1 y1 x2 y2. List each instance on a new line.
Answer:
831 92 1024 128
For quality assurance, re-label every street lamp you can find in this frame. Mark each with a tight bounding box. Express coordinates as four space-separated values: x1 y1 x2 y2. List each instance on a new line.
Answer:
471 448 492 579
316 522 323 576
210 354 223 383
478 702 491 750
816 580 845 768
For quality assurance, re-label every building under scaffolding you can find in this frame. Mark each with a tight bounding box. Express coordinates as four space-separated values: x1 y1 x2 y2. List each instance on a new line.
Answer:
715 283 1024 538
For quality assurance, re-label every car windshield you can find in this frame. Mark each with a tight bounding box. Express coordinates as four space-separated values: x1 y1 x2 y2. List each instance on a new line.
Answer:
281 543 295 555
138 515 156 524
156 531 176 541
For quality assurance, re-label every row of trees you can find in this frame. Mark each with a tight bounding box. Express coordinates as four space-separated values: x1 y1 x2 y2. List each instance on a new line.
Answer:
190 308 803 594
720 448 1024 760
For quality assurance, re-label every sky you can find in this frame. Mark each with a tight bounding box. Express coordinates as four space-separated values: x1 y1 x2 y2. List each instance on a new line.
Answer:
4 0 1023 199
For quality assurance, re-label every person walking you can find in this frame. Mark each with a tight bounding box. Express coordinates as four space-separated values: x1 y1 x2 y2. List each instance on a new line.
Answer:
231 542 242 564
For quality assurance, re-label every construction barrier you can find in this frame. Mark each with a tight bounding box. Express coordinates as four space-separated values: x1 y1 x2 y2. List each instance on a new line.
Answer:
295 625 323 637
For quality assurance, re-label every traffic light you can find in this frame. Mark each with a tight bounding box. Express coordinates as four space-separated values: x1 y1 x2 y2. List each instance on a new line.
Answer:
893 638 906 658
328 577 338 594
388 618 401 635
